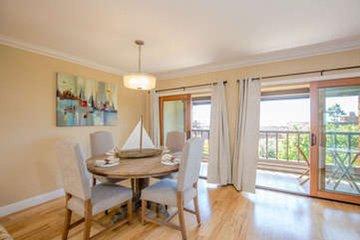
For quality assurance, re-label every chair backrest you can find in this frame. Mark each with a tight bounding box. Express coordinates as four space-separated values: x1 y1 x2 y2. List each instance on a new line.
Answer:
56 140 91 200
177 138 204 191
166 131 186 152
90 131 114 157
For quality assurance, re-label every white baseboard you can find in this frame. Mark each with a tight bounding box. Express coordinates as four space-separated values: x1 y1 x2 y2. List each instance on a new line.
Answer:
0 188 65 217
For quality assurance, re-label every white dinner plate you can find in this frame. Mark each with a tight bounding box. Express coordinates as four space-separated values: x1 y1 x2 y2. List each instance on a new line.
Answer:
95 161 119 168
161 161 177 166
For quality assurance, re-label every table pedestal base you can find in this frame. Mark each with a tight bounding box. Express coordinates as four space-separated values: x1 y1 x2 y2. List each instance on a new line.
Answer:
112 177 170 223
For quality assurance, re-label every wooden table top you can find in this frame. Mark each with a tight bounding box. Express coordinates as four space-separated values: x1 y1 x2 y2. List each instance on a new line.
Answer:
87 155 179 179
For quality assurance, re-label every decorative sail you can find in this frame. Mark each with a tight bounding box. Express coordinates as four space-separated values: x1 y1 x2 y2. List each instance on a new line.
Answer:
121 120 155 150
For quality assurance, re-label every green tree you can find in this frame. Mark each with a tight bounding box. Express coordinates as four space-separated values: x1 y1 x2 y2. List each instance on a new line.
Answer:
326 104 346 124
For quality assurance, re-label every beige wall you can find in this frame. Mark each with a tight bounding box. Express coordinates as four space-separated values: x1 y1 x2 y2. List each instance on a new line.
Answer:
0 44 147 206
1 44 359 207
156 49 360 160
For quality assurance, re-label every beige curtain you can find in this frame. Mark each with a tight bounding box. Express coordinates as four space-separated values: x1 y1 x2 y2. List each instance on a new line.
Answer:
150 90 160 147
232 78 261 192
207 81 231 185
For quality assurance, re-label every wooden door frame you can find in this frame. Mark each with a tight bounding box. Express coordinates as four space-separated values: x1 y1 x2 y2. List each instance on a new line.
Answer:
310 77 360 204
159 94 191 146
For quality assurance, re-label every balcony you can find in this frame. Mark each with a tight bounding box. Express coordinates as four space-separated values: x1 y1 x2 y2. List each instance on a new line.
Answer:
191 128 360 194
257 130 360 195
258 130 310 174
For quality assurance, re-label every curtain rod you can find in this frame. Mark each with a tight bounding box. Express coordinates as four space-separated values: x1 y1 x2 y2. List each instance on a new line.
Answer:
245 65 360 81
153 80 227 93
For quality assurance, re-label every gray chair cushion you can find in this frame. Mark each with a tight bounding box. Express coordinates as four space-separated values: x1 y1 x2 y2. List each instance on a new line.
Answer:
141 179 196 206
67 183 132 216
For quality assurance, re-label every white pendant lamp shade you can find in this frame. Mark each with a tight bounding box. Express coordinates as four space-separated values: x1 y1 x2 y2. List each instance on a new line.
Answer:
123 73 156 90
123 40 156 90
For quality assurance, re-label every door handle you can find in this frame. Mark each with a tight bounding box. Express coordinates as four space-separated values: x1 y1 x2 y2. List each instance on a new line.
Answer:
311 133 316 146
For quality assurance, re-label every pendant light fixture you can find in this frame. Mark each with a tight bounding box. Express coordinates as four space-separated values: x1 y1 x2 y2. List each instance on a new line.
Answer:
123 40 156 90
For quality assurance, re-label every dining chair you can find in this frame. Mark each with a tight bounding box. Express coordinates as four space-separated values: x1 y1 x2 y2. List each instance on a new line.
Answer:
90 131 115 157
166 131 186 153
90 131 125 185
155 131 186 181
296 145 310 185
56 140 132 240
141 138 204 240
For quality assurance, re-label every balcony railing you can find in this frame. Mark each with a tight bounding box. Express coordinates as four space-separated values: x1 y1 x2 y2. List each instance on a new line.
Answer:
259 130 360 164
259 130 310 163
191 129 210 139
190 129 359 167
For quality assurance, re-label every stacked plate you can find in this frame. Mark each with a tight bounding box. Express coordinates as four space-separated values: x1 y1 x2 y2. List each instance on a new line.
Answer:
161 153 180 166
95 156 120 167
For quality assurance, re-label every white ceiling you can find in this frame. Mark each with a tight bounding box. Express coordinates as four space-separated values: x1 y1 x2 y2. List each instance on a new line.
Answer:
1 0 360 79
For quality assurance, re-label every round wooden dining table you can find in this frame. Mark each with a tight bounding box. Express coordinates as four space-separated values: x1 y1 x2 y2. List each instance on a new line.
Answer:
87 154 179 206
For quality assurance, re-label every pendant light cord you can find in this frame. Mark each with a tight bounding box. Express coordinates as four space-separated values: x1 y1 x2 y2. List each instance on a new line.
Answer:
138 44 142 73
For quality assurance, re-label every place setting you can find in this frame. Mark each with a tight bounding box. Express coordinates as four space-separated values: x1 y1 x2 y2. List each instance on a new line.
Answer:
94 147 121 167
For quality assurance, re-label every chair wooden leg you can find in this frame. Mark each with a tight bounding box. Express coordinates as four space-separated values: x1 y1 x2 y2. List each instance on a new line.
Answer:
193 195 201 225
83 200 92 240
127 199 133 223
141 200 146 225
155 203 160 218
62 193 72 240
177 193 187 240
62 208 72 240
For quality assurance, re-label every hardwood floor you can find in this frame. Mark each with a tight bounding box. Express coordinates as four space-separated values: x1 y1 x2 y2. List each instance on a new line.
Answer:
1 179 359 240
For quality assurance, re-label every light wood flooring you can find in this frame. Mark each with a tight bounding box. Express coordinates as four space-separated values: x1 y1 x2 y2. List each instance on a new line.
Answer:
1 179 359 240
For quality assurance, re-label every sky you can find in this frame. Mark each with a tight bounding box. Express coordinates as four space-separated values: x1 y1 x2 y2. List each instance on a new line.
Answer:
260 96 358 127
326 96 358 115
260 98 310 127
192 104 211 127
191 95 358 128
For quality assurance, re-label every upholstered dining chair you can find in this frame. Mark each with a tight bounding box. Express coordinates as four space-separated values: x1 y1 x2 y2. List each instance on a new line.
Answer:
155 131 186 181
90 131 125 185
166 131 186 153
141 138 204 240
56 140 132 240
90 131 115 157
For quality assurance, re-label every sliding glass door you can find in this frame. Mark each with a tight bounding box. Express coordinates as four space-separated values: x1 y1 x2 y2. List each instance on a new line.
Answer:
310 78 360 204
159 94 191 145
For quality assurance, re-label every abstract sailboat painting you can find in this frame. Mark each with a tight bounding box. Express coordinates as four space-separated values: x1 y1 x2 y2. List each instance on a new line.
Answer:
119 116 162 158
56 73 118 126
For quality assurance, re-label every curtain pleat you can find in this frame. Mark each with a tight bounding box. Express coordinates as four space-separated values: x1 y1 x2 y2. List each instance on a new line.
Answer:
150 90 160 147
232 78 261 193
207 81 231 185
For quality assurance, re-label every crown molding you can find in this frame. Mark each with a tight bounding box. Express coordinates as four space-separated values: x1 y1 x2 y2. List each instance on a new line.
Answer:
156 37 360 80
1 34 360 80
0 34 125 76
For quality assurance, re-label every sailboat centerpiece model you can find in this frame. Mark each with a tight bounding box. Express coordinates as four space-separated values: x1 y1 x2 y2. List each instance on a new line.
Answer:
118 116 162 158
